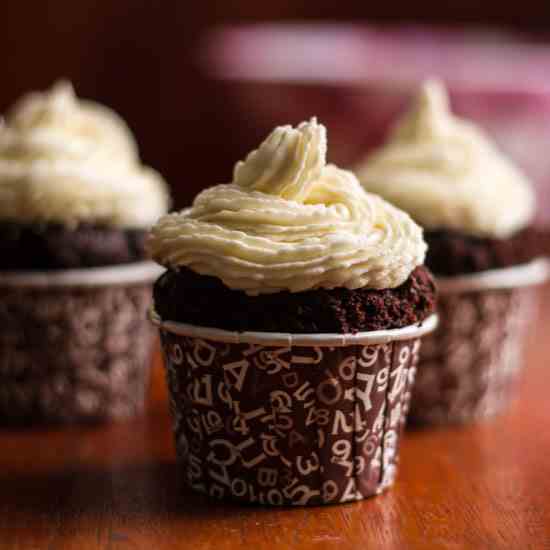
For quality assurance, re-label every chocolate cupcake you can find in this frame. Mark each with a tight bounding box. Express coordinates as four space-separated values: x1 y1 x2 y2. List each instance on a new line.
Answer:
0 82 170 424
148 118 437 505
357 81 548 425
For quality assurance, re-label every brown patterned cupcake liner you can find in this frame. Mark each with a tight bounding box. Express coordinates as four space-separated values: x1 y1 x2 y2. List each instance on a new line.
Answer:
152 312 438 506
0 262 162 425
409 259 549 426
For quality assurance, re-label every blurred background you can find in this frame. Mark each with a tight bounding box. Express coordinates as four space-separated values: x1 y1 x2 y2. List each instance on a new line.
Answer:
4 1 550 219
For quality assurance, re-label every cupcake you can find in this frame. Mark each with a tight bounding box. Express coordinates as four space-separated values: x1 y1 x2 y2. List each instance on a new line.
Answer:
0 81 170 424
357 80 548 425
148 118 437 505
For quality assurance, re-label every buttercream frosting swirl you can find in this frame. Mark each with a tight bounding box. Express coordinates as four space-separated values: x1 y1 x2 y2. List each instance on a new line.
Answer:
0 81 169 227
357 80 535 238
149 118 426 295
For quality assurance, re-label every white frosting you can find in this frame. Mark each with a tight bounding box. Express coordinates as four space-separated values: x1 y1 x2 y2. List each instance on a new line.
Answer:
0 81 169 227
233 119 326 202
149 119 426 295
357 80 535 238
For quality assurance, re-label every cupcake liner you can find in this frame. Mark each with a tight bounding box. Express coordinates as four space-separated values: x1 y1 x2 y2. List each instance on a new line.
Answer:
152 311 438 506
0 262 163 425
409 259 548 426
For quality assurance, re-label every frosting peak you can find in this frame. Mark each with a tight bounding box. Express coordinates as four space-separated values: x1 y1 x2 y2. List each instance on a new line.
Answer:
233 118 326 202
149 119 426 295
0 81 169 228
6 81 138 162
392 80 453 142
357 80 535 238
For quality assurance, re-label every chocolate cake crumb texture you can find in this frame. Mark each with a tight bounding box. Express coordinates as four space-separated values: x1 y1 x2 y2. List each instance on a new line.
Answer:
425 226 543 276
0 222 149 270
154 266 436 333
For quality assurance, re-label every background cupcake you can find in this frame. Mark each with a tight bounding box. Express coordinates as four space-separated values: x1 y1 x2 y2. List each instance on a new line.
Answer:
357 81 548 425
0 81 170 424
148 118 437 505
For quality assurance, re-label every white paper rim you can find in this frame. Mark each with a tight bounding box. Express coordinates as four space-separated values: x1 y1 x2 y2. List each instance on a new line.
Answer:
150 309 438 347
0 261 164 288
437 258 550 294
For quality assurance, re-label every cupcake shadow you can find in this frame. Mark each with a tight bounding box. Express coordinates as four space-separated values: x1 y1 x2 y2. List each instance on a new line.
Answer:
0 460 249 520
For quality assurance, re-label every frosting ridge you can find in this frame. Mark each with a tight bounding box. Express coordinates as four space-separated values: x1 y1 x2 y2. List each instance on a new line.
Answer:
149 119 426 295
0 81 169 227
357 80 535 238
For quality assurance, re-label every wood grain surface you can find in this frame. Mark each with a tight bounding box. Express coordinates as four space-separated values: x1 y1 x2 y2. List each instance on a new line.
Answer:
1 287 550 550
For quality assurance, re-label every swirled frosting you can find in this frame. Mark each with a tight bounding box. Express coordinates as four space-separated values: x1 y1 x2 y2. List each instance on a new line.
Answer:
0 81 169 227
357 80 535 238
149 118 426 295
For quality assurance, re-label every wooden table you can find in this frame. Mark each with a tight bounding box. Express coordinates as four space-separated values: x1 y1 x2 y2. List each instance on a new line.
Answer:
2 288 550 550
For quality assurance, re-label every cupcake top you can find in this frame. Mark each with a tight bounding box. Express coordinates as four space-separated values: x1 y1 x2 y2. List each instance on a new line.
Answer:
149 118 426 295
357 80 535 239
0 81 169 228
